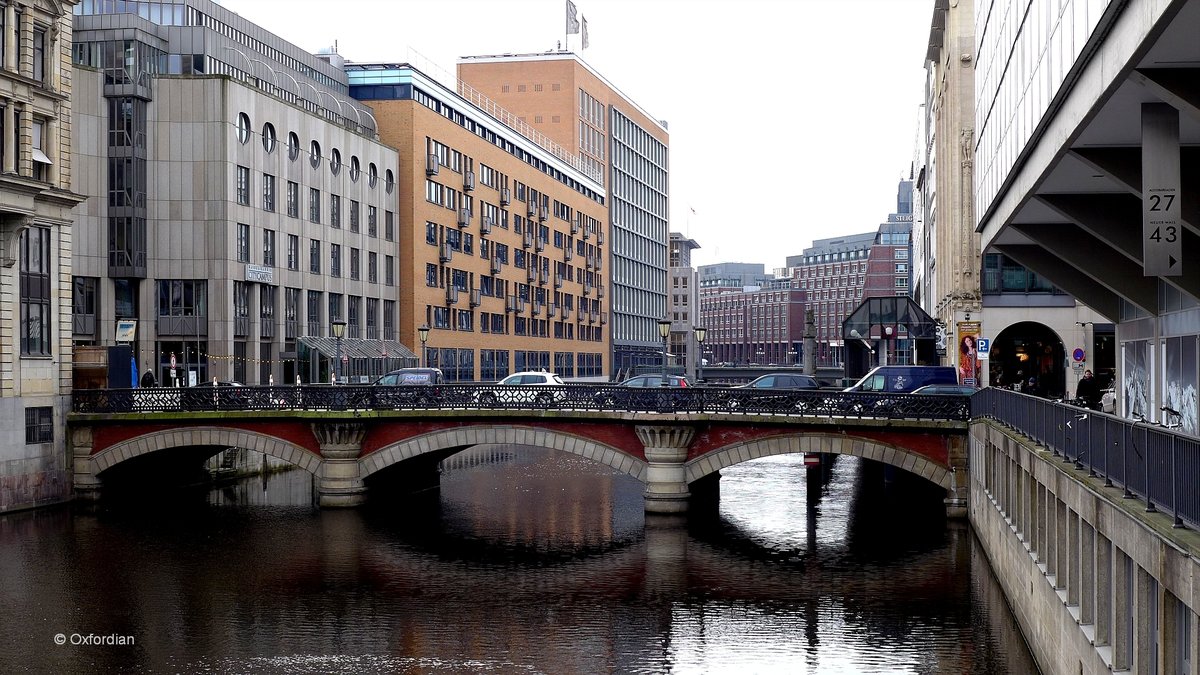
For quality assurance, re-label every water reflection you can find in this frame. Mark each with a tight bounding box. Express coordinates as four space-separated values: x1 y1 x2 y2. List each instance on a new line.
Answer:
0 445 1037 674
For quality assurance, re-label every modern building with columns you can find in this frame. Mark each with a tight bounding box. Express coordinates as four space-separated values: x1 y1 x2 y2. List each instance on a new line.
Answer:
971 0 1200 430
0 0 86 512
69 0 404 388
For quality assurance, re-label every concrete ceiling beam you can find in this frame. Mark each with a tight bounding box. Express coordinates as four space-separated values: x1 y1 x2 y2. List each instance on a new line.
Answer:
993 244 1121 322
1011 222 1159 315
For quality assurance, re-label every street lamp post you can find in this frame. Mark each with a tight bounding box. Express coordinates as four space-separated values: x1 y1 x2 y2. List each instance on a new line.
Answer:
332 319 346 384
693 326 707 384
756 349 765 365
658 318 672 386
418 324 430 368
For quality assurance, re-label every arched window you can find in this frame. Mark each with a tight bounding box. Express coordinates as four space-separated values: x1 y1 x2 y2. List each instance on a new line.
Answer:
310 140 322 169
287 132 300 161
261 123 276 153
349 156 361 182
330 148 342 175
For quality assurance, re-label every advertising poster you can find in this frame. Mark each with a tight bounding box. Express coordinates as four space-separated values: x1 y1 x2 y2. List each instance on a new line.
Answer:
957 321 981 387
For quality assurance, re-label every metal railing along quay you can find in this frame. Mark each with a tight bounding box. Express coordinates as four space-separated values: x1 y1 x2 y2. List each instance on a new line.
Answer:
973 387 1200 530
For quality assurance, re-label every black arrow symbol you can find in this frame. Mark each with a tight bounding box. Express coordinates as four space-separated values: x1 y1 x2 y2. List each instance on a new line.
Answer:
1170 255 1178 268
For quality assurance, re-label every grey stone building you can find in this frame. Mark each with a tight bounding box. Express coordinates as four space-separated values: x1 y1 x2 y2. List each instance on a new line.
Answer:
0 0 86 512
70 0 405 388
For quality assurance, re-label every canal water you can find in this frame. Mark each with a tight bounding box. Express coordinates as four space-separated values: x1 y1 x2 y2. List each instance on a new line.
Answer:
0 448 1038 674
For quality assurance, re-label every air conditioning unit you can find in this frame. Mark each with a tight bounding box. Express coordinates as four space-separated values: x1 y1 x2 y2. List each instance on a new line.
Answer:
464 171 475 192
480 216 493 234
426 153 440 176
439 242 451 262
446 286 459 304
470 289 481 307
500 187 511 206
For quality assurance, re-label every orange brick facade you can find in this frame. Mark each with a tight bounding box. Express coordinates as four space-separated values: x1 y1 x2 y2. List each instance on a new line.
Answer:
363 76 610 381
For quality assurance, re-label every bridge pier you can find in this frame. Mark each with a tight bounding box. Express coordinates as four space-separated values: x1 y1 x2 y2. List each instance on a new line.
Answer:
636 425 695 514
944 434 969 519
70 426 103 501
314 423 367 507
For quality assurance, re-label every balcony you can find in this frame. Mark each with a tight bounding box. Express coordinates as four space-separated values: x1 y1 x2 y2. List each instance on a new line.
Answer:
426 153 439 176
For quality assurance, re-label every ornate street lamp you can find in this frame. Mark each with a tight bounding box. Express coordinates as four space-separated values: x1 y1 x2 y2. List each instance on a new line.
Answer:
418 324 430 368
658 318 672 386
693 326 707 383
331 319 346 384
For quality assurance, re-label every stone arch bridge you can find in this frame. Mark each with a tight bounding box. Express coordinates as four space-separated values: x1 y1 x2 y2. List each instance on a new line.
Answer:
69 409 969 514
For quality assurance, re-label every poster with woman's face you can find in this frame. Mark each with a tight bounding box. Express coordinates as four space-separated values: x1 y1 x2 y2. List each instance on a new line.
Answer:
957 322 981 387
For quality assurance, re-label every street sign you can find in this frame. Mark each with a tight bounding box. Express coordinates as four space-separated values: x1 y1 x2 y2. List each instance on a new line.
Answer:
1073 348 1085 362
170 352 177 369
1143 103 1183 276
976 338 990 360
804 454 821 467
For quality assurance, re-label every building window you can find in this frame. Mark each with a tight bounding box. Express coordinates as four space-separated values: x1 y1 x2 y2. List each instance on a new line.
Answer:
236 223 250 262
350 156 361 182
309 188 321 223
385 210 395 241
287 181 299 217
330 195 341 229
349 200 360 232
287 234 299 270
383 300 395 340
330 243 341 278
32 119 50 181
33 27 47 83
368 252 378 283
307 290 322 336
157 280 207 318
894 249 909 259
237 164 252 204
20 227 51 356
329 293 343 325
368 162 378 189
25 407 53 444
262 173 276 212
385 256 395 286
309 239 321 274
236 113 251 144
386 169 395 194
331 148 341 175
367 206 377 237
350 248 360 280
309 140 321 169
287 132 300 161
366 297 378 339
263 229 276 266
262 123 276 153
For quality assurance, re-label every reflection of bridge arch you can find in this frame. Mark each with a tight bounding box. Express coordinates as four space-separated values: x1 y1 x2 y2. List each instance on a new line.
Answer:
361 426 648 482
685 433 952 490
91 427 320 476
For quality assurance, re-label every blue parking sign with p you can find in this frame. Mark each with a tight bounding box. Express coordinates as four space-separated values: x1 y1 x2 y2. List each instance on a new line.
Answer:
977 338 990 355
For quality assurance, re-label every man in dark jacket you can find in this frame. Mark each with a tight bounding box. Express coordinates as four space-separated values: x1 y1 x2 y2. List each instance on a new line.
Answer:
1075 369 1099 409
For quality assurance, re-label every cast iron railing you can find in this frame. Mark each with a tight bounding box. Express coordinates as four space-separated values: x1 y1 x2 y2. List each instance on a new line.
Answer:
973 387 1200 530
72 384 970 421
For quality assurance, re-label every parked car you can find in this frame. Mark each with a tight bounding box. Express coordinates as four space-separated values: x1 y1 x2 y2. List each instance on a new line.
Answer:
841 366 960 416
843 366 960 393
725 373 823 412
910 384 977 396
595 374 691 409
367 367 447 407
473 371 566 407
183 380 245 407
903 383 977 417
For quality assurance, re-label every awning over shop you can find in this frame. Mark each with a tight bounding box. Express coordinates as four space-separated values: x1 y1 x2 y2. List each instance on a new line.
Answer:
298 336 418 361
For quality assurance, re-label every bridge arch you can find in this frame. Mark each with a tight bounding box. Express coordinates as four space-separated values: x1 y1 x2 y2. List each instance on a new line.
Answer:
90 427 321 476
361 426 648 482
685 432 953 490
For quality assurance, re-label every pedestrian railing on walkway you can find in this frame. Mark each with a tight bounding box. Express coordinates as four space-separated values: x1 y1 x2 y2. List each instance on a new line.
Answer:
973 387 1200 530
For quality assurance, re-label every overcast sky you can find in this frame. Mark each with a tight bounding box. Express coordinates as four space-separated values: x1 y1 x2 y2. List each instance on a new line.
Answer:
218 0 934 269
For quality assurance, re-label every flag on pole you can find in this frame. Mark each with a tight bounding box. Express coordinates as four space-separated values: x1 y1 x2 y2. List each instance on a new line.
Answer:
582 16 589 49
566 0 580 34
